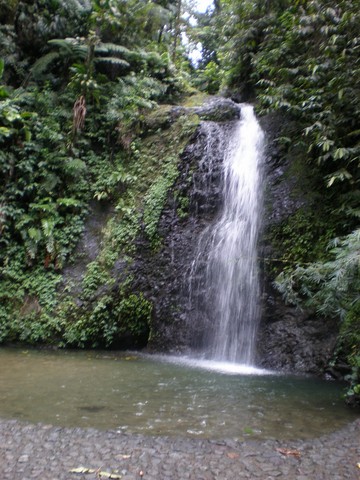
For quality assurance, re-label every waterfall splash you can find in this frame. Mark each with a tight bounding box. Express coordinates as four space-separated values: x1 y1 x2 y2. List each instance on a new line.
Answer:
189 104 265 364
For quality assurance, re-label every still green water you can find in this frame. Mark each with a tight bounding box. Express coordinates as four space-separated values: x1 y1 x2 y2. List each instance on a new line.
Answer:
0 348 357 440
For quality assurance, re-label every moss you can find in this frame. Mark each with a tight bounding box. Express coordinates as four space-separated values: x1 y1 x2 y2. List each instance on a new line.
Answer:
0 84 200 349
137 111 199 247
141 105 173 133
181 92 212 108
116 293 152 342
264 139 339 277
175 193 190 219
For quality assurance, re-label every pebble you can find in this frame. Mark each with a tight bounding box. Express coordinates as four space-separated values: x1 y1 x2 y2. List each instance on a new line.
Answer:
0 418 359 480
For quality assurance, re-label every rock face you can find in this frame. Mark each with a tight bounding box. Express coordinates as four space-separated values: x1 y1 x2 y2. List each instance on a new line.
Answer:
257 294 339 373
131 116 236 353
255 113 339 374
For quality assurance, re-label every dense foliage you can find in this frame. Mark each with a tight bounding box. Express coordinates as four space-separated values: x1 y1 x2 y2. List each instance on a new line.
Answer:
0 0 196 348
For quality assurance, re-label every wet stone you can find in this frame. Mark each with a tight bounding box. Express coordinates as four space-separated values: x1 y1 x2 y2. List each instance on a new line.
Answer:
18 455 29 463
0 419 359 480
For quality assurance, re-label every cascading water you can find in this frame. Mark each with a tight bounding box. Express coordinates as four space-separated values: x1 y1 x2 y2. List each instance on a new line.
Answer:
189 104 265 364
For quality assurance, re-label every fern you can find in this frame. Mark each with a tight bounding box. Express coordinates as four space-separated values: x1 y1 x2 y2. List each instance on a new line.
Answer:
48 38 88 59
94 57 130 67
31 52 61 78
275 229 360 319
31 38 88 79
95 43 131 56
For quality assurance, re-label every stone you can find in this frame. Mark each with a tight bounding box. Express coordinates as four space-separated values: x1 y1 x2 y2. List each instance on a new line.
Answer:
18 455 29 463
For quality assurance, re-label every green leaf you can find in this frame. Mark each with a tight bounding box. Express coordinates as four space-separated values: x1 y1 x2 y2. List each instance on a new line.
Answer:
0 126 13 138
41 218 56 237
334 148 349 160
28 228 42 241
326 169 353 187
56 197 83 207
0 86 9 99
95 43 130 55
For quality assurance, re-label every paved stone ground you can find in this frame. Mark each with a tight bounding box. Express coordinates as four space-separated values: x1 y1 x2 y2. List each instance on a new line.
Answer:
0 418 359 480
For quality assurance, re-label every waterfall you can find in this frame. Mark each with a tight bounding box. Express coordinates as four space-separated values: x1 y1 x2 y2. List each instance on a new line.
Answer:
189 104 265 364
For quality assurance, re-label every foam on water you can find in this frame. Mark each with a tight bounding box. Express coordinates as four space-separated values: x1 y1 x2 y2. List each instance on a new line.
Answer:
150 353 273 376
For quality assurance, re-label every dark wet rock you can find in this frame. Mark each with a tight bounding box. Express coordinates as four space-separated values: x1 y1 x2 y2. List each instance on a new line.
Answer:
256 112 339 375
256 305 339 373
62 200 113 295
130 120 234 352
136 105 340 375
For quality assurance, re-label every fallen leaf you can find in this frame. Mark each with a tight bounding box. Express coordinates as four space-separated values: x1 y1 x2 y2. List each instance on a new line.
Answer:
115 454 131 460
226 452 240 459
357 463 360 469
97 472 122 479
276 448 301 458
69 467 97 474
69 468 122 478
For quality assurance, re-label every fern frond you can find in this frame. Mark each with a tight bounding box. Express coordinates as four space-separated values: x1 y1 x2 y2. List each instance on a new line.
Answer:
41 218 56 237
94 57 130 67
30 52 60 78
48 38 87 60
28 227 42 242
48 39 76 55
95 43 131 56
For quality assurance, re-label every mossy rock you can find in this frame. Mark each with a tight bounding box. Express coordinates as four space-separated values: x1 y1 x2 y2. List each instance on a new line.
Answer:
142 105 174 134
194 97 240 122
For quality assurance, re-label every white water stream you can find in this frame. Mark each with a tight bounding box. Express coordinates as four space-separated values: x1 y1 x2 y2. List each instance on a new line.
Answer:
190 105 265 364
